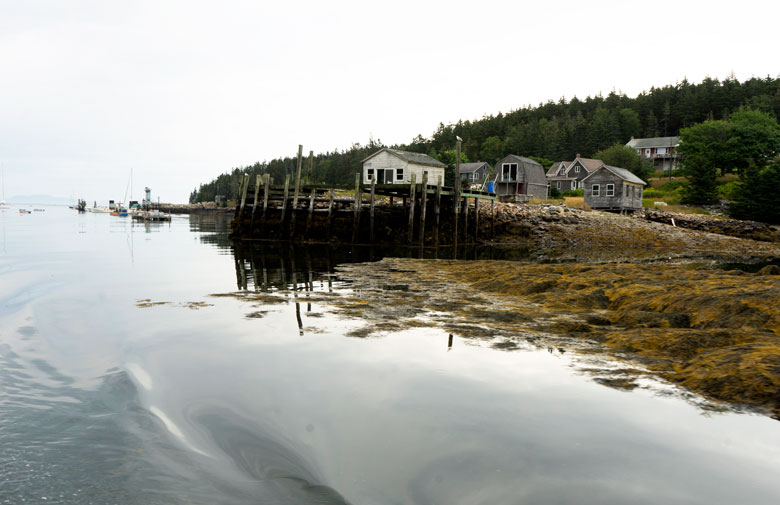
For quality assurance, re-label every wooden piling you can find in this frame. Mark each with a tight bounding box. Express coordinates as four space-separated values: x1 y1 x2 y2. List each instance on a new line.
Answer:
408 173 417 244
434 175 442 248
262 173 270 222
369 178 376 242
250 174 261 226
463 196 469 242
290 145 303 238
280 174 290 223
419 172 428 247
491 199 495 239
474 196 480 241
239 173 250 214
306 189 315 236
453 181 460 249
352 173 361 243
327 189 334 236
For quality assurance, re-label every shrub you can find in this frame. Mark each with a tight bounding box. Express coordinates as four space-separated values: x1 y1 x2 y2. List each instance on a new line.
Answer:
561 188 584 197
717 180 740 200
661 180 686 192
642 188 665 198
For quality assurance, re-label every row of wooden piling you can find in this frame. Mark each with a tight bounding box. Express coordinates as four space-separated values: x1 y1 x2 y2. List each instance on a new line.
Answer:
232 148 496 246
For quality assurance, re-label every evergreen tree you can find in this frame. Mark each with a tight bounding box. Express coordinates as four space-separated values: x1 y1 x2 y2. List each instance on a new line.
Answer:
728 159 780 223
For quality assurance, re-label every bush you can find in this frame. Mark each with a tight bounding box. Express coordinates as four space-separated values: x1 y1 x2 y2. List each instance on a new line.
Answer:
643 188 664 198
561 188 584 197
718 180 740 200
661 180 686 192
548 186 562 199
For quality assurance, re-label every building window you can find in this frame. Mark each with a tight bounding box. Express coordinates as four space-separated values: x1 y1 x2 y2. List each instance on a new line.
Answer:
558 167 565 175
502 163 518 181
572 180 577 190
366 169 374 181
556 181 561 189
574 165 580 173
396 168 404 181
592 184 600 197
606 184 615 197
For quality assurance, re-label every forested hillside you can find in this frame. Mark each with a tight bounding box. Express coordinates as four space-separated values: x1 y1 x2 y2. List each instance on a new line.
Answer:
190 76 780 203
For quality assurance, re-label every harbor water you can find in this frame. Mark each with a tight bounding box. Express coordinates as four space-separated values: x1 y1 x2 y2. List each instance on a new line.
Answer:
1 206 780 504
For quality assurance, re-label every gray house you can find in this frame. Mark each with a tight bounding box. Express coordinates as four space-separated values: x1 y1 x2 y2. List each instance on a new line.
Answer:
459 162 491 185
582 165 646 211
546 155 605 192
493 155 548 202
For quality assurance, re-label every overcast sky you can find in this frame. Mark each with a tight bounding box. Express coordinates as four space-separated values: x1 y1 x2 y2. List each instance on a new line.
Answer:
1 0 777 203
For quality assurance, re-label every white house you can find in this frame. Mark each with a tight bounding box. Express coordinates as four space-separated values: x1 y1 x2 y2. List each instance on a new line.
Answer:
361 148 447 186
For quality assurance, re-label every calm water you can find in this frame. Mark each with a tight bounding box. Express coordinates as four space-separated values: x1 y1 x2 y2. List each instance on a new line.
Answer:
1 206 780 505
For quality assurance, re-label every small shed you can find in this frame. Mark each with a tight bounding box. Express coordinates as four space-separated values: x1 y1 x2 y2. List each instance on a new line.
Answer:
361 148 446 186
459 162 491 184
582 165 646 211
493 155 548 202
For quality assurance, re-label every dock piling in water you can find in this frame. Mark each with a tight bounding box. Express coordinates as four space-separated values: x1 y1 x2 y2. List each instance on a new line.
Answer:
230 166 496 246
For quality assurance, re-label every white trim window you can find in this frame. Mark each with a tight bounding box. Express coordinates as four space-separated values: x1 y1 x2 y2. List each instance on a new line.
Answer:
556 181 561 189
606 184 615 197
502 163 518 181
592 184 600 197
574 165 580 173
366 169 374 181
396 168 404 181
571 180 577 190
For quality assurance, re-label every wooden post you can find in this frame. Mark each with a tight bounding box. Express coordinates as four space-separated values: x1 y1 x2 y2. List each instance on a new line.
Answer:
352 172 361 243
280 174 290 223
407 173 417 244
307 150 313 183
239 173 250 213
306 189 315 236
463 196 469 242
454 138 461 248
294 145 303 202
474 197 480 241
250 174 261 226
434 175 442 248
419 172 428 247
491 199 495 239
327 189 334 237
236 175 244 205
369 178 376 242
290 145 303 238
262 173 270 222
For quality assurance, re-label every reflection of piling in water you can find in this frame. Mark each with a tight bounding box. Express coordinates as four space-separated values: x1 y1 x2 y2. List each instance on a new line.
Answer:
229 161 496 247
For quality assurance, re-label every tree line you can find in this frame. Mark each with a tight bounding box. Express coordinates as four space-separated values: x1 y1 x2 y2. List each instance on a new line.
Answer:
190 75 780 204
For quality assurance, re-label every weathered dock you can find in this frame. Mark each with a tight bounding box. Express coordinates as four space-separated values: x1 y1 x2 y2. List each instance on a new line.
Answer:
230 172 496 246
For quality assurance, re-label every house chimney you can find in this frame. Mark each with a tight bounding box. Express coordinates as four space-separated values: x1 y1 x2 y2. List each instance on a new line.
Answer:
576 153 580 158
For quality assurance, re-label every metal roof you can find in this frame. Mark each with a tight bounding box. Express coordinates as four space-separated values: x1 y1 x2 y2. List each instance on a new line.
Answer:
582 165 647 185
458 162 489 174
626 136 680 149
362 148 447 168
